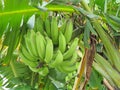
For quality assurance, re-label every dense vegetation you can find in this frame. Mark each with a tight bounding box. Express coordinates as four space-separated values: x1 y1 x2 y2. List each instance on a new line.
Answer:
0 0 120 90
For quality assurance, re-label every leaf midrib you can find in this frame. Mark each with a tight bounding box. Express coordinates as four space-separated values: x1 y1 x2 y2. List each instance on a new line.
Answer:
0 8 39 16
0 5 75 16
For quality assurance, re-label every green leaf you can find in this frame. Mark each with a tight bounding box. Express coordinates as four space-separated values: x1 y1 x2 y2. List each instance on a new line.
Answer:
83 20 90 48
95 54 120 88
95 0 105 10
11 85 32 90
88 69 106 90
108 15 120 23
0 0 37 37
49 76 64 89
74 7 99 19
0 54 32 88
93 62 115 86
3 28 21 64
105 15 119 32
86 19 98 36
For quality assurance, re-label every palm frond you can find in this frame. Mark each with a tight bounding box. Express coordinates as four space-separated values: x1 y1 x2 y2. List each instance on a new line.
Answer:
0 54 32 88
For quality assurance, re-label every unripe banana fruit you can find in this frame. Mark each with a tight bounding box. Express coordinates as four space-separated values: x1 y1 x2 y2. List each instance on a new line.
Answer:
51 17 59 44
49 50 63 68
58 31 66 53
45 18 51 37
20 44 37 62
63 38 79 59
24 31 36 57
19 49 38 68
38 67 49 76
44 37 53 63
36 32 46 60
19 17 78 74
64 19 73 44
57 52 77 73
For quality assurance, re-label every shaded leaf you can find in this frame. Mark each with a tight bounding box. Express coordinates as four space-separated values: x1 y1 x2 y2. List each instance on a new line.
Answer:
108 15 120 23
74 7 99 19
83 20 90 48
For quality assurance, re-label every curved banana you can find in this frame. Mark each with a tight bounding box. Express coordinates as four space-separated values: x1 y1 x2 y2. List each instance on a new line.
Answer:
63 38 79 59
62 52 77 66
50 50 63 68
58 64 77 73
45 18 51 37
58 31 66 53
44 37 53 63
51 17 58 44
19 49 38 67
24 30 37 57
38 67 49 76
57 53 77 73
24 33 33 56
35 17 44 35
21 44 37 62
36 32 46 60
64 19 73 44
29 30 38 56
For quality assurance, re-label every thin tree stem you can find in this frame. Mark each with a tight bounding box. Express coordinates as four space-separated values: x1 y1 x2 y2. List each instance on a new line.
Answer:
10 61 18 77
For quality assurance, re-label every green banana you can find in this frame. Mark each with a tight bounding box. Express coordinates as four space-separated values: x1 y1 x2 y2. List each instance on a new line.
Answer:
38 67 49 76
44 37 53 63
62 52 77 66
64 19 73 43
35 17 44 35
57 53 77 73
51 17 58 44
24 33 33 56
29 30 38 56
50 50 63 68
21 44 37 62
19 49 38 67
59 20 67 34
63 38 79 59
45 18 51 37
58 64 77 73
36 32 46 60
24 30 37 57
58 31 66 53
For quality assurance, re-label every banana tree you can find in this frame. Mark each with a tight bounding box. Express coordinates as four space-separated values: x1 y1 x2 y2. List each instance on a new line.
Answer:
0 0 120 90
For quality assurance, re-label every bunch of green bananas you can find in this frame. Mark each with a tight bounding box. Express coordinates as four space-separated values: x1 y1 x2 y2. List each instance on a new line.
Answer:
19 30 51 76
44 17 79 73
44 16 73 45
19 16 79 75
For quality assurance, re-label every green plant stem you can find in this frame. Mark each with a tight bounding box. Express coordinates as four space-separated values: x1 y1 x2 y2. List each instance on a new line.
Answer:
10 61 18 77
31 72 34 86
